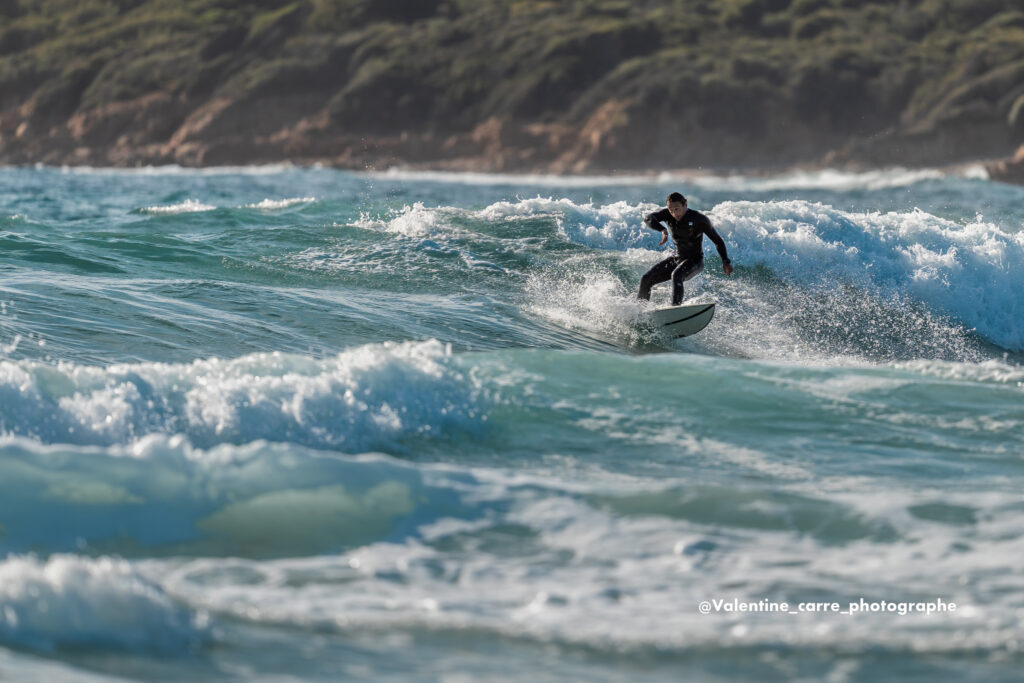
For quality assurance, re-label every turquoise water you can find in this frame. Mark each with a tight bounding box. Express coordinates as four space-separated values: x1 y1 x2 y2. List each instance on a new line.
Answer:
1 165 1022 681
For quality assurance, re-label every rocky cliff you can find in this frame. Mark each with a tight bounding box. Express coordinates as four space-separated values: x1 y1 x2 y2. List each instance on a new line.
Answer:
2 0 1024 174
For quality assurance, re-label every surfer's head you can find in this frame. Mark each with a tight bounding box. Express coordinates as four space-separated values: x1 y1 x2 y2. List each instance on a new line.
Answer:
666 192 687 220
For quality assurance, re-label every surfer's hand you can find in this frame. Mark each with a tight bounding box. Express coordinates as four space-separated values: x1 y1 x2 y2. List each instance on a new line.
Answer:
659 230 668 246
723 263 734 276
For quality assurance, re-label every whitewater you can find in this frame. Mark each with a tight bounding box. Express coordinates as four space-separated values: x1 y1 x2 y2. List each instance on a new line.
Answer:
0 165 1022 681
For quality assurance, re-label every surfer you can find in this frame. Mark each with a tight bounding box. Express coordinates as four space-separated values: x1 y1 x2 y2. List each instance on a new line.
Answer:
637 192 733 305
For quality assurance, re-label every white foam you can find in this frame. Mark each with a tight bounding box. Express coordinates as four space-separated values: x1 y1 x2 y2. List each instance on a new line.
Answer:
0 335 19 355
523 265 652 346
0 434 484 557
138 199 216 214
477 197 662 251
711 200 1024 351
0 554 206 653
894 358 1024 387
243 197 315 210
372 168 665 187
478 196 1022 350
696 167 949 192
151 480 1024 654
370 166 982 191
351 202 458 238
0 340 486 449
55 163 297 176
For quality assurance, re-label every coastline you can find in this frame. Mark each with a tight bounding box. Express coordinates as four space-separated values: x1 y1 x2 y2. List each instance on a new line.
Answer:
2 157 1000 188
5 1 1024 184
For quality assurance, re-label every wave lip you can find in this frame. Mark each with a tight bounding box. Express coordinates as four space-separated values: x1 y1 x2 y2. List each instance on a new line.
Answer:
0 554 207 654
0 340 486 450
477 196 661 251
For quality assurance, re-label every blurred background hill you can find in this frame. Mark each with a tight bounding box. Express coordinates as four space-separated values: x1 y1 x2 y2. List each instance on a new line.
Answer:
2 0 1024 175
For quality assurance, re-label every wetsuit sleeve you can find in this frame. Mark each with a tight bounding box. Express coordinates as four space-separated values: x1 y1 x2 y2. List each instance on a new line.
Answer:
644 209 669 232
703 220 731 264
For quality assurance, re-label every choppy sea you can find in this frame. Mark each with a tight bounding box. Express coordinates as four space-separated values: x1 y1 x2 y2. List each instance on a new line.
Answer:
0 164 1022 681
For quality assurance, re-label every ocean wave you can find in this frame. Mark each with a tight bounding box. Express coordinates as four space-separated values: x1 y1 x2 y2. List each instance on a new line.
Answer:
0 436 483 557
712 200 1024 351
0 554 207 654
153 481 1022 655
7 441 1013 655
0 340 487 449
470 196 1022 351
3 343 1018 473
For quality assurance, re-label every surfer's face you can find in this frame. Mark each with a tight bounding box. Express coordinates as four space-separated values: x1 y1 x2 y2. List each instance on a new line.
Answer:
667 200 686 220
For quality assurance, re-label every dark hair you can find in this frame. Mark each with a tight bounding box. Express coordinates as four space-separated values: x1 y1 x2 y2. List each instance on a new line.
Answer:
667 192 687 204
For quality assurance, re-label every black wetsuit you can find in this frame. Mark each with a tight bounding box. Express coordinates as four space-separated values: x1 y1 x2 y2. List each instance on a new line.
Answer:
638 208 731 305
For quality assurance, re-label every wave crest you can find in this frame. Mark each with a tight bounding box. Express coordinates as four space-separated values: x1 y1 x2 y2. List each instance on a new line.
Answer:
0 340 487 449
0 554 207 654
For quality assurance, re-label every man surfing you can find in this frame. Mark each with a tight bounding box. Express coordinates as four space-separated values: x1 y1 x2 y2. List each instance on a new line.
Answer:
637 192 734 305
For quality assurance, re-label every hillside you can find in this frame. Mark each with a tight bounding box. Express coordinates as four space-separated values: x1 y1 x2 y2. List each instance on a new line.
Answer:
2 0 1024 172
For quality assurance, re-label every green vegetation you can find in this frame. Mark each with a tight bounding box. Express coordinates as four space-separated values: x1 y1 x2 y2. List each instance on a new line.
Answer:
2 0 1023 168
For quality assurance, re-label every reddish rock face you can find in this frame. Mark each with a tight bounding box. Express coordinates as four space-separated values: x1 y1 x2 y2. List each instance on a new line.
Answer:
2 1 1024 173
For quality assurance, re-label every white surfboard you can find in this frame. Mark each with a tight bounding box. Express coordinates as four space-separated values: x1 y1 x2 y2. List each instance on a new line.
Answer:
647 302 716 338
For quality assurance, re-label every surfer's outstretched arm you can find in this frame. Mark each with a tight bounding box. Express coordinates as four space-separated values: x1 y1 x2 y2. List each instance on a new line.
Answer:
704 223 734 276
